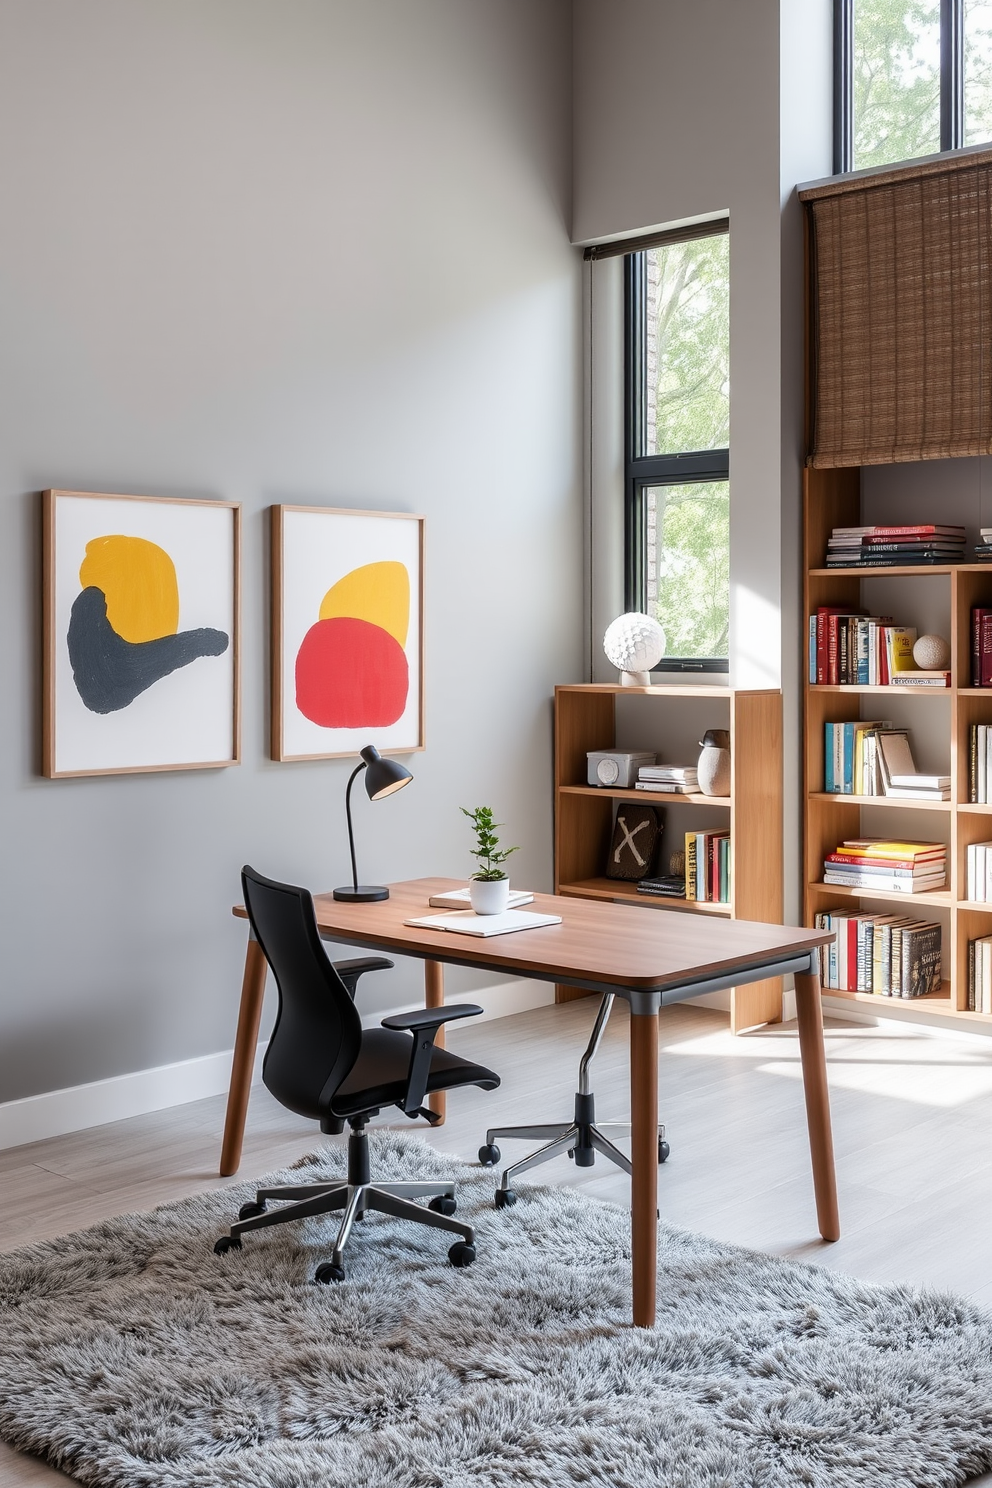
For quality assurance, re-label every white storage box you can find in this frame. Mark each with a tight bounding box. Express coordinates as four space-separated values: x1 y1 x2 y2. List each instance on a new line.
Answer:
586 750 656 788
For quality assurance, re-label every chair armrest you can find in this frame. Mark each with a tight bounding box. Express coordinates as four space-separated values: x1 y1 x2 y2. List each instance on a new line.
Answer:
382 1004 484 1114
332 956 394 1000
380 1003 482 1032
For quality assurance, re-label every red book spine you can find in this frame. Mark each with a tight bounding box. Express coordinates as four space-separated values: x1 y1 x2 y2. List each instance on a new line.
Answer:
828 616 839 685
847 918 859 991
982 613 992 688
816 611 827 684
974 607 984 687
865 525 961 537
879 626 890 685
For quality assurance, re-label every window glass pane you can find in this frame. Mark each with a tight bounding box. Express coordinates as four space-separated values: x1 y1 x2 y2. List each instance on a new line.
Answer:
645 235 729 456
853 1 940 169
966 2 992 144
645 482 729 659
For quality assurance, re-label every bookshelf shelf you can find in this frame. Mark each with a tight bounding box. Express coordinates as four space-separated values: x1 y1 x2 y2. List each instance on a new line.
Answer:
557 878 733 915
809 792 951 811
554 683 783 1032
958 900 992 912
804 466 992 1021
558 784 731 809
810 684 951 695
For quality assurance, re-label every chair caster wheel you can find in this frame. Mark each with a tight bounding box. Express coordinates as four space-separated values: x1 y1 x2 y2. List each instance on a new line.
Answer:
238 1200 267 1221
494 1188 517 1209
478 1143 500 1166
658 1138 671 1164
429 1194 457 1216
315 1262 345 1284
213 1235 242 1255
448 1241 476 1267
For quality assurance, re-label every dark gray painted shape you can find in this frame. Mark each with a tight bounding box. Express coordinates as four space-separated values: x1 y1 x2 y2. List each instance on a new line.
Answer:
67 586 229 714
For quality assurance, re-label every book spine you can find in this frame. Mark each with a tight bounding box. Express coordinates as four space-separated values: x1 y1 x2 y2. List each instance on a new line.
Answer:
880 627 890 685
824 723 834 792
816 610 828 685
809 615 817 684
969 937 976 1012
891 927 903 995
880 923 893 995
982 612 992 688
838 621 849 685
847 917 859 992
828 615 839 685
856 619 870 685
973 607 983 688
843 723 855 793
903 924 942 998
971 723 978 802
684 833 697 901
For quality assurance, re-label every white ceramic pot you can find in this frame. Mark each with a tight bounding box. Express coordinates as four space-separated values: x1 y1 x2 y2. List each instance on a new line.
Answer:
470 877 510 915
697 728 731 797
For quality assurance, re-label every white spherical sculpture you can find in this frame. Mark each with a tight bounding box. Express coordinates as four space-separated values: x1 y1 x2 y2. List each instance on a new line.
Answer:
913 634 951 672
604 612 666 686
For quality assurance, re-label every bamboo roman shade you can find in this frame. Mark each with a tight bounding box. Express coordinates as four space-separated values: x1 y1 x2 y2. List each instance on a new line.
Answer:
802 151 992 468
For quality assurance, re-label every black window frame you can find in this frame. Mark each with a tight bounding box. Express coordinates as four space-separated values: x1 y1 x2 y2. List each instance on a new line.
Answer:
834 0 966 174
623 246 730 676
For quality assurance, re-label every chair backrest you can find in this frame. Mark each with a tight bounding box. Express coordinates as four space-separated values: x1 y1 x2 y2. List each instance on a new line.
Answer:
241 866 363 1121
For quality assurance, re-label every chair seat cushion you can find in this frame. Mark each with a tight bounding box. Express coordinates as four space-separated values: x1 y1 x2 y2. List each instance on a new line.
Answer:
330 1028 499 1118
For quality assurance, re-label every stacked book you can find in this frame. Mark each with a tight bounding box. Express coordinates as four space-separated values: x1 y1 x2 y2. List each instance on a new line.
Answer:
974 529 992 561
969 723 992 800
825 524 966 568
685 829 730 903
968 936 992 1010
808 610 940 684
823 723 950 799
635 764 699 795
814 910 943 997
965 843 992 902
822 838 947 892
972 608 992 685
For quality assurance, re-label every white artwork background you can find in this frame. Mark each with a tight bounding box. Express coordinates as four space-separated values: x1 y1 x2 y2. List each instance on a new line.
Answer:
280 509 422 758
53 495 237 773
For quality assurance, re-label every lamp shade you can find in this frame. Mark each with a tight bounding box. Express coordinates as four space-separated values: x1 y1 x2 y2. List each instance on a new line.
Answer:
361 744 412 801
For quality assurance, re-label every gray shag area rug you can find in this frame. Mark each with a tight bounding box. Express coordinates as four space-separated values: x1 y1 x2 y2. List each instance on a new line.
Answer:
2 1134 992 1488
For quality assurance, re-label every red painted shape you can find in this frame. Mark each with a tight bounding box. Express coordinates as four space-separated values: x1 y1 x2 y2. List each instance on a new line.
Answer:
295 616 409 728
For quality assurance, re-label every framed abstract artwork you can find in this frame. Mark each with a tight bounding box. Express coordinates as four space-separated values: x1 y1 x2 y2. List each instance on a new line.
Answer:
271 505 424 761
42 489 240 778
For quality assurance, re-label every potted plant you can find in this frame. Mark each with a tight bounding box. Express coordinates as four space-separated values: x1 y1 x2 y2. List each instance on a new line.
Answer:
461 806 518 914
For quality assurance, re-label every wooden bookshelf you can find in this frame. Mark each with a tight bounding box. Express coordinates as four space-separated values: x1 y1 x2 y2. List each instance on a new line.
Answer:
554 683 783 1033
803 466 992 1021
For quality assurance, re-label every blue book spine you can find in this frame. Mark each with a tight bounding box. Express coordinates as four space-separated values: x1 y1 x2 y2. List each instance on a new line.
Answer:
809 616 817 684
843 723 855 793
824 723 835 792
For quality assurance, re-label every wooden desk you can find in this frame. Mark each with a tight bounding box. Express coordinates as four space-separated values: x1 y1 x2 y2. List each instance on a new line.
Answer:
221 877 836 1328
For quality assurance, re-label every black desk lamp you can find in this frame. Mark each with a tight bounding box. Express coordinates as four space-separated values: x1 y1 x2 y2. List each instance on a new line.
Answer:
334 744 413 902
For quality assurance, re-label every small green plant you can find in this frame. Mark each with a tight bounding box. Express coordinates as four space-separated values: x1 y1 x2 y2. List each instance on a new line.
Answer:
460 806 519 881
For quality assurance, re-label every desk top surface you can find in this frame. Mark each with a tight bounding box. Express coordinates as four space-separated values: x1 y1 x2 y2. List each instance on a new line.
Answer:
234 877 831 993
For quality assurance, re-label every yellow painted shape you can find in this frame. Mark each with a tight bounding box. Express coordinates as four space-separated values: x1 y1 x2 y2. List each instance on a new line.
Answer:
79 535 179 643
319 561 409 647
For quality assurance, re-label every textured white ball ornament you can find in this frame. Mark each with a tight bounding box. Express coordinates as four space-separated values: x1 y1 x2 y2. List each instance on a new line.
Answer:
912 634 951 671
603 612 666 686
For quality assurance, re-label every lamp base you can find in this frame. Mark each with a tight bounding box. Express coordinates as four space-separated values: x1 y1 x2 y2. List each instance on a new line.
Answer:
333 885 389 903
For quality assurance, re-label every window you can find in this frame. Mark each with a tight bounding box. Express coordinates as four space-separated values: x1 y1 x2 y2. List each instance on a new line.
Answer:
836 0 992 173
624 224 730 672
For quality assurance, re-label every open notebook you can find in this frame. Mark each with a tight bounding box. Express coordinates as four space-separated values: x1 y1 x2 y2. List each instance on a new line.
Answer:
404 909 562 937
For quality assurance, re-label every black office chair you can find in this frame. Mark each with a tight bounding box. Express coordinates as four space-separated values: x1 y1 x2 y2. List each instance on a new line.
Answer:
213 866 500 1280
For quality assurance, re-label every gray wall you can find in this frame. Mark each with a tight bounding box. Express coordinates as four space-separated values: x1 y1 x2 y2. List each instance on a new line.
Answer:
0 0 581 1101
572 0 832 924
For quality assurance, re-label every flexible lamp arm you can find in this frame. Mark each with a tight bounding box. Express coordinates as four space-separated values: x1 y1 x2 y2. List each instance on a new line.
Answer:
343 762 365 894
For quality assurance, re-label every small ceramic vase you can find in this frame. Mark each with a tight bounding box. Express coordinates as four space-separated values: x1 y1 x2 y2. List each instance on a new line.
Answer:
470 877 510 915
697 728 731 797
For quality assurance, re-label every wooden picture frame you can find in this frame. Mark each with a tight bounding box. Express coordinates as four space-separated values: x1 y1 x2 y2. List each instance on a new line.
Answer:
271 505 425 761
43 489 241 778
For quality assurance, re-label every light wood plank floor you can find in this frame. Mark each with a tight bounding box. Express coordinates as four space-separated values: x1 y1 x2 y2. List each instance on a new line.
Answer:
3 998 992 1485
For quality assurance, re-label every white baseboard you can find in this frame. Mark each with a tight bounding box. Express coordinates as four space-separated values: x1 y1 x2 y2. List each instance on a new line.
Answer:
0 979 555 1152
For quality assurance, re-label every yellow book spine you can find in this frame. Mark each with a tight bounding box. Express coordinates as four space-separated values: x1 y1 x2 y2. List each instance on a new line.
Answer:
684 832 697 901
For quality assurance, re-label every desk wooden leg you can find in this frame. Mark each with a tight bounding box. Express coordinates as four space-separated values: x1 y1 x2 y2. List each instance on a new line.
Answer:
425 959 446 1125
794 967 840 1242
630 1005 659 1328
219 938 268 1176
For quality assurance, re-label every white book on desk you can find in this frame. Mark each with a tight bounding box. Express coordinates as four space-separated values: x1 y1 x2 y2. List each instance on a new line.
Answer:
405 909 562 937
427 888 535 909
